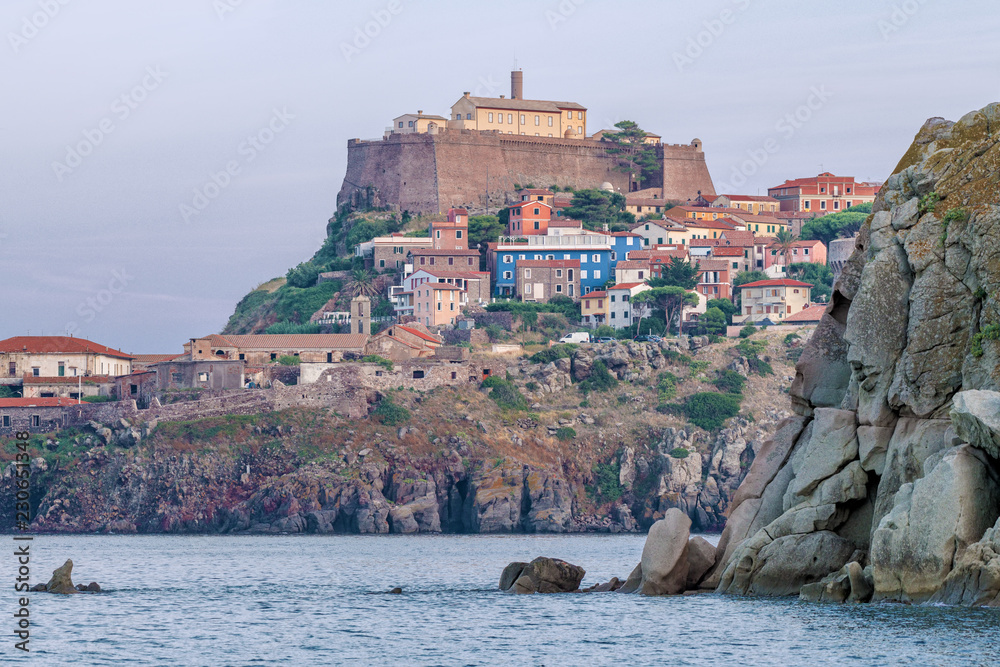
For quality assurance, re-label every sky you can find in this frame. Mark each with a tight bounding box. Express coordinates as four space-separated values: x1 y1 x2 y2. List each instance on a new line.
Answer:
2 0 998 353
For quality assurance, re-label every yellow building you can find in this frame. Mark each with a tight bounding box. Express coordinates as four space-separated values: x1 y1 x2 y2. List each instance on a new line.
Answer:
735 279 813 324
712 195 780 215
449 71 586 138
1 335 132 379
391 111 449 134
581 290 608 327
666 206 789 236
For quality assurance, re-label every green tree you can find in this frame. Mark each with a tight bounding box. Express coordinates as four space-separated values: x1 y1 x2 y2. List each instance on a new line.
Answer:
799 203 871 246
564 189 635 230
788 262 834 302
602 120 660 189
648 258 700 290
286 262 321 288
634 286 699 335
707 297 736 325
699 307 727 335
772 228 796 272
468 215 504 247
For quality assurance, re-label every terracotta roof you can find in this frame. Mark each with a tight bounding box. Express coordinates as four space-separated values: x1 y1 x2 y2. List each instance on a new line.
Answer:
0 336 132 360
630 249 687 260
23 375 112 385
696 259 731 272
517 259 581 269
688 218 741 230
610 282 647 291
784 304 828 323
584 291 608 298
396 326 443 344
766 239 826 249
614 261 649 270
216 334 369 350
698 194 720 203
511 201 553 211
611 231 642 237
689 239 721 247
449 208 469 215
548 219 583 228
719 194 779 203
133 354 182 363
518 188 554 195
409 249 481 256
0 397 80 407
718 230 756 246
711 247 746 257
738 279 814 289
461 96 585 112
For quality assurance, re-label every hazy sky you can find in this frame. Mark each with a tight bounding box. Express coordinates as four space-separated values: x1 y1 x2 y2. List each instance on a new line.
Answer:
3 0 998 352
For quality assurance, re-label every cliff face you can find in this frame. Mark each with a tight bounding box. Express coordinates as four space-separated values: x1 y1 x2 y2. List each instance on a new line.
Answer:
711 104 1000 606
337 131 716 215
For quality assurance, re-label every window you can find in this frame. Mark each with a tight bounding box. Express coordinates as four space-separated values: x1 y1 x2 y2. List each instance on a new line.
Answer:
7 362 14 376
32 367 39 377
733 262 738 269
533 207 540 215
534 221 540 230
412 370 425 379
820 187 826 193
436 230 441 238
498 113 503 124
519 254 525 260
488 112 494 122
611 312 616 319
503 271 512 279
597 299 603 308
534 115 540 125
638 271 644 279
198 372 208 382
429 257 435 265
270 353 277 361
448 257 454 265
420 256 426 265
2 416 8 427
820 201 827 210
577 126 582 134
594 270 601 279
804 201 811 210
408 121 414 127
466 113 472 120
568 269 574 280
525 269 531 278
456 230 462 239
578 111 583 120
846 187 852 193
592 254 599 263
171 372 183 383
503 255 512 263
556 269 562 278
437 302 442 310
379 259 385 268
507 114 513 124
525 283 532 294
398 122 403 128
567 111 572 119
611 251 617 260
580 255 587 263
581 270 588 279
623 295 630 302
833 201 840 210
548 116 553 127
804 248 810 255
32 415 40 427
520 114 525 124
556 285 563 293
455 114 460 120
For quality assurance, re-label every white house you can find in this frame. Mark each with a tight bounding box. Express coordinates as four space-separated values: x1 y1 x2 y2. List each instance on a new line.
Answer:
607 282 651 329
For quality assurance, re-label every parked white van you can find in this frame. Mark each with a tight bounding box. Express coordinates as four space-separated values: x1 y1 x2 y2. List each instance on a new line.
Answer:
558 332 591 344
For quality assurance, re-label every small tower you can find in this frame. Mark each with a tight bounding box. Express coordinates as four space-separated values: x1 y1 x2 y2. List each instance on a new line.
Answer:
351 295 371 336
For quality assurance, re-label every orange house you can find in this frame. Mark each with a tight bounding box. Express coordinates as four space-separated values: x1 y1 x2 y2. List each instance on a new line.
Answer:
508 201 552 236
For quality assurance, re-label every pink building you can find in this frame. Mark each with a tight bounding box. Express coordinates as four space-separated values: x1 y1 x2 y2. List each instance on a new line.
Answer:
764 239 827 273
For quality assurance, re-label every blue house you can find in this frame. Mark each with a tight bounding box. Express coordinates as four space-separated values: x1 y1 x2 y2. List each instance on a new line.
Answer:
493 235 614 297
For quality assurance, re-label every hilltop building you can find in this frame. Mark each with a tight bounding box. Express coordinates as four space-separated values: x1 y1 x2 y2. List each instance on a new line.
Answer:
767 173 880 213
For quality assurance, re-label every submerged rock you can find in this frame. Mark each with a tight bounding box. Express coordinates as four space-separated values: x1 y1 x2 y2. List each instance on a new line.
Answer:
46 559 79 595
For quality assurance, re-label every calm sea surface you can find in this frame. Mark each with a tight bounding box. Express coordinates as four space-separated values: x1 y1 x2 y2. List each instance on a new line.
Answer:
5 534 998 666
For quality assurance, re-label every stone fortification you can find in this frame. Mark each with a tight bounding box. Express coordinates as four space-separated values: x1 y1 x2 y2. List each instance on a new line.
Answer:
337 130 715 215
709 104 1000 607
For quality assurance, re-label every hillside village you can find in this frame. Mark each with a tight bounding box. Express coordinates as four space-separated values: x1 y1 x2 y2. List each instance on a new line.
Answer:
1 71 880 536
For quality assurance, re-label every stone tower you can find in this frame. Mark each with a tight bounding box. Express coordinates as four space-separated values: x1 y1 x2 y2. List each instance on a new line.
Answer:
351 295 371 336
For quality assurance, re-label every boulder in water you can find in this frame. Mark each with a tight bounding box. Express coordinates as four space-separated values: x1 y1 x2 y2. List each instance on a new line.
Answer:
46 559 79 595
499 557 585 594
638 508 691 595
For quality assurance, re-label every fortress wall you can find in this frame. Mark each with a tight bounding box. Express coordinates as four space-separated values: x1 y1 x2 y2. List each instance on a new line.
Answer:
339 131 716 215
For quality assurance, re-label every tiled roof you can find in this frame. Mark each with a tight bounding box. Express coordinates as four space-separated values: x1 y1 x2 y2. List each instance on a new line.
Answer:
689 239 721 247
519 188 554 195
718 230 756 246
411 269 489 279
614 261 649 270
738 279 814 289
396 326 443 344
409 249 481 256
766 239 826 249
549 219 583 228
611 231 641 237
518 259 581 269
133 354 182 363
0 397 80 408
711 247 746 257
688 218 741 230
626 197 669 207
630 249 687 260
425 283 465 291
0 336 132 360
774 211 820 219
23 375 112 385
720 194 780 203
784 304 828 323
218 334 369 350
462 96 586 112
584 291 608 298
695 259 731 272
610 282 647 291
511 201 553 211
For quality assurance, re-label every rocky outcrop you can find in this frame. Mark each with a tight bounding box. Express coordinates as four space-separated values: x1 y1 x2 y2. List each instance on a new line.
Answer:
43 559 102 595
637 509 691 595
713 104 1000 606
499 557 585 594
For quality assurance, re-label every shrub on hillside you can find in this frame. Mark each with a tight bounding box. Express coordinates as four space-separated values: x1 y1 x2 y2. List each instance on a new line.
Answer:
581 360 618 392
713 369 746 394
555 427 576 441
530 344 577 365
277 355 301 366
361 355 393 371
589 460 623 502
481 376 528 411
682 392 741 431
739 324 757 338
373 396 410 426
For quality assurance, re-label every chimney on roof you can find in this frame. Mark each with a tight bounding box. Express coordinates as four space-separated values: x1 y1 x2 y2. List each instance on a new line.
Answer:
463 91 470 98
417 109 423 115
511 69 523 100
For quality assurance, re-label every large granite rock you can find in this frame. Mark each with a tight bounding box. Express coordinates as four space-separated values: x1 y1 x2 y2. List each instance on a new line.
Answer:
46 559 79 595
638 509 691 595
950 390 1000 459
930 516 1000 606
500 557 585 594
871 444 1000 602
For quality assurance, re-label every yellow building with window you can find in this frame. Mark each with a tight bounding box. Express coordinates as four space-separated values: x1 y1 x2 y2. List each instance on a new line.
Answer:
448 72 586 138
